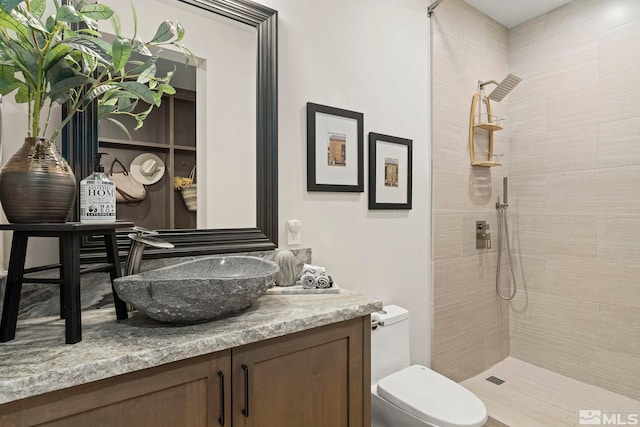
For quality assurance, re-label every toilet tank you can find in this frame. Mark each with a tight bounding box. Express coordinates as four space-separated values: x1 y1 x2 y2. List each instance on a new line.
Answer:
371 305 410 384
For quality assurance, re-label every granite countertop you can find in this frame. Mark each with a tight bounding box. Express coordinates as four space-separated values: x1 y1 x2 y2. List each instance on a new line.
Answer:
0 290 382 404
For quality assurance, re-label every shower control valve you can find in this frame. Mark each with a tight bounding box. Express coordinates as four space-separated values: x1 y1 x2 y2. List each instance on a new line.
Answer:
476 220 492 250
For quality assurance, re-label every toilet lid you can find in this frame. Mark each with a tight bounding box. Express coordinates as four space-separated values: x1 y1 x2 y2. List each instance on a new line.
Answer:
377 365 487 427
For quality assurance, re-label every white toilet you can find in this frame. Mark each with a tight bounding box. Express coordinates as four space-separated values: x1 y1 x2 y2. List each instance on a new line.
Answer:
371 305 487 427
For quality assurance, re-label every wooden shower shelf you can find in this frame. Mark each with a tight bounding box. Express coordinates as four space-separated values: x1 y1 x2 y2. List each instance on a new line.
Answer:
469 92 504 167
474 123 503 131
472 161 502 167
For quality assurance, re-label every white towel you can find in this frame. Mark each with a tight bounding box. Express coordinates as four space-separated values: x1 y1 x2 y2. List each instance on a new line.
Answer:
301 273 317 289
302 264 326 277
316 275 331 289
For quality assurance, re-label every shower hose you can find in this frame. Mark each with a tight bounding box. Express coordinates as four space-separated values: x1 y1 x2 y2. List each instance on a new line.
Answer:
496 205 517 300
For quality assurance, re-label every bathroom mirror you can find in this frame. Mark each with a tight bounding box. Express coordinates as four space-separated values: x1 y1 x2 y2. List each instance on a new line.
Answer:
64 0 278 258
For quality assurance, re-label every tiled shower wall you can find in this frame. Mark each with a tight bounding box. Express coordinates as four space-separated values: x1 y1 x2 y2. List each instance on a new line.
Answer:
508 0 640 400
431 0 511 381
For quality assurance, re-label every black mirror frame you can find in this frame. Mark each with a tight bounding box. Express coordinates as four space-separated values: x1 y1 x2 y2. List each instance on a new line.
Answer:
64 0 278 260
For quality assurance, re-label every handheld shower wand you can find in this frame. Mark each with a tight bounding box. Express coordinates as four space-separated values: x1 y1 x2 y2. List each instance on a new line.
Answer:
496 176 517 300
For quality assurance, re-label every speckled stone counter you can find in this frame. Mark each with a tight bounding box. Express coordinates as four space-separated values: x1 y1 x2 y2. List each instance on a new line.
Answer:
0 290 381 404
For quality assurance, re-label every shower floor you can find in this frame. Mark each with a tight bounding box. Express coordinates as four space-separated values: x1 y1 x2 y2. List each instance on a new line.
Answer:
461 357 640 427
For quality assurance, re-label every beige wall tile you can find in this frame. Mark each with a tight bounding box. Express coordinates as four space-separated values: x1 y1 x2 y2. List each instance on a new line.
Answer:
510 291 599 346
432 335 487 382
433 254 496 307
512 215 598 257
598 304 640 357
433 214 463 261
597 117 640 168
509 326 549 369
598 216 640 261
547 255 640 309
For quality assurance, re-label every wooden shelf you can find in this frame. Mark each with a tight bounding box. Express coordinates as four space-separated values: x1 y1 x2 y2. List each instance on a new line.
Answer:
472 161 502 167
174 145 196 152
474 123 503 131
469 92 504 167
100 138 169 150
99 89 197 230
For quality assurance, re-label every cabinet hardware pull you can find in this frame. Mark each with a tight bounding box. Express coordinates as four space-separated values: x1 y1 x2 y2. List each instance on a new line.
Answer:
241 364 250 417
218 371 225 426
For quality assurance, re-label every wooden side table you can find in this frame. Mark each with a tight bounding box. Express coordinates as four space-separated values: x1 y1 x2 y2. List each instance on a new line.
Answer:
0 222 133 344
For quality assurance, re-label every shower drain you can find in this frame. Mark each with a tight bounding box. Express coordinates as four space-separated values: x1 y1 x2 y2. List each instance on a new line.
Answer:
486 376 505 385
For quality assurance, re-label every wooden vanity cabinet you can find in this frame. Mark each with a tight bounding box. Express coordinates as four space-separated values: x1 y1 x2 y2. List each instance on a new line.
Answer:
231 316 369 427
0 350 231 427
0 317 370 427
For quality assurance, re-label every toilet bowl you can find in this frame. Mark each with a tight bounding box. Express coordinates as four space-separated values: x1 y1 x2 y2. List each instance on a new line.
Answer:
371 305 487 427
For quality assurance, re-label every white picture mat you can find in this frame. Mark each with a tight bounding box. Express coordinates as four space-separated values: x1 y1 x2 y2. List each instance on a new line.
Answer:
375 140 408 204
314 112 359 186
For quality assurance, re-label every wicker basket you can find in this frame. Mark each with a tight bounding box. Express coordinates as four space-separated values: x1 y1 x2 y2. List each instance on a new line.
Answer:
179 166 197 212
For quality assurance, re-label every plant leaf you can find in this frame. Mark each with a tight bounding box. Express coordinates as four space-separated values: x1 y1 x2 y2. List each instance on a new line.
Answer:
160 84 175 95
79 3 113 20
15 81 29 103
126 52 158 76
110 10 121 36
103 117 132 139
131 36 152 56
29 0 46 18
56 4 83 23
86 83 117 102
97 103 116 118
136 63 155 84
0 63 14 89
116 97 137 113
0 0 23 11
0 8 31 40
43 43 72 71
47 75 90 99
150 20 179 44
62 37 109 63
112 37 131 72
113 81 155 104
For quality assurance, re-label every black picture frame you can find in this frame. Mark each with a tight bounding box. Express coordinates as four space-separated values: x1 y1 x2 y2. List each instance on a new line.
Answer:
306 102 364 192
368 132 413 210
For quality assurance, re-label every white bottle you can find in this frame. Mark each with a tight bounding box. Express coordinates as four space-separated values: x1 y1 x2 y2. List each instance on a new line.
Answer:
80 153 116 223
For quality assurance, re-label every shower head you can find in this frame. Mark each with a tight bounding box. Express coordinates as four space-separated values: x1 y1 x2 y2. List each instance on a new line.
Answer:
480 74 522 102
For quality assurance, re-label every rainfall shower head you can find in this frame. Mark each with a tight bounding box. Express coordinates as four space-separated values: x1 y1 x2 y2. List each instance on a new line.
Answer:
480 74 522 102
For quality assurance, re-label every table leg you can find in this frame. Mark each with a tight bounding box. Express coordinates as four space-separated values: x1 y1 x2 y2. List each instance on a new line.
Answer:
58 238 65 319
0 233 29 342
60 232 82 344
104 231 128 320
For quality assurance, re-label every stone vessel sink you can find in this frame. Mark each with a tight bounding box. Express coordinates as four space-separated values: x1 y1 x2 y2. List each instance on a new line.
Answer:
113 256 279 323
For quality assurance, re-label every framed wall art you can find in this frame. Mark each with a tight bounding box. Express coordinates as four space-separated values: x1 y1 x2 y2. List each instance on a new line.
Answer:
368 132 413 210
307 102 364 192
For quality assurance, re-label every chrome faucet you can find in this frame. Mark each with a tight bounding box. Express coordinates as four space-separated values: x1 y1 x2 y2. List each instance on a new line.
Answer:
124 226 175 276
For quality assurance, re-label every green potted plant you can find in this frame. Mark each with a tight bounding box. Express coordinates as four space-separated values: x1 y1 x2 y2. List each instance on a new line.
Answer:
0 0 192 223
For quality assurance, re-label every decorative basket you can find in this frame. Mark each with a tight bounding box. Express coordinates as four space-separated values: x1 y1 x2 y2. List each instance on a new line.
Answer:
179 166 197 212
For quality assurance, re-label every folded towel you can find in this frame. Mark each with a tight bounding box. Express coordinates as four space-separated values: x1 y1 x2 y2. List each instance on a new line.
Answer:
316 275 331 289
301 273 317 289
302 264 326 277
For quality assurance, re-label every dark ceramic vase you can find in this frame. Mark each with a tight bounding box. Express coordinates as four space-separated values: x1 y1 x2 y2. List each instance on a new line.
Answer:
0 137 76 223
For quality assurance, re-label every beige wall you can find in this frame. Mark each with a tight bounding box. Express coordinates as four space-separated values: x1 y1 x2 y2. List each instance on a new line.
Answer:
508 0 640 400
431 0 510 381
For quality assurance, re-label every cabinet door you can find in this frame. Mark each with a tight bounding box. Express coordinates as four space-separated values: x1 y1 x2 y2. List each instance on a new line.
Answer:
231 317 369 427
0 351 231 427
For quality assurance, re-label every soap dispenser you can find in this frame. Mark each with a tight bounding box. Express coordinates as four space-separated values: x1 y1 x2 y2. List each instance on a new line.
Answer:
80 153 116 223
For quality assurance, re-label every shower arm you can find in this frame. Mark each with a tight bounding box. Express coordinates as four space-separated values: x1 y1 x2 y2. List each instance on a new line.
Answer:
479 80 499 91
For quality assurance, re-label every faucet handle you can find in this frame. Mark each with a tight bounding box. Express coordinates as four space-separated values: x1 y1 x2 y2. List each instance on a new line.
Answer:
130 226 159 236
